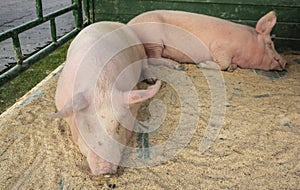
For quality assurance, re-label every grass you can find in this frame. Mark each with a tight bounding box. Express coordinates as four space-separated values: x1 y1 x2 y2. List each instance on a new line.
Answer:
0 41 71 114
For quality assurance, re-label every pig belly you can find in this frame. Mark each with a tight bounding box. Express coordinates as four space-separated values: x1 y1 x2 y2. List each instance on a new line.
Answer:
162 45 211 63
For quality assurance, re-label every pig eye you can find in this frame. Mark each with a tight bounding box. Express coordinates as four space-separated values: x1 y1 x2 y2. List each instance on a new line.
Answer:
267 42 273 48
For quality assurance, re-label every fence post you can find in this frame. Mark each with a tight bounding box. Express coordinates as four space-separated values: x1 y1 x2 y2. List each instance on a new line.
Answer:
12 35 23 65
35 0 43 20
72 0 84 29
50 19 57 43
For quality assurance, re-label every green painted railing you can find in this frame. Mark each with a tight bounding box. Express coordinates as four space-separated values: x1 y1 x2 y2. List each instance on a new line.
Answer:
0 0 94 86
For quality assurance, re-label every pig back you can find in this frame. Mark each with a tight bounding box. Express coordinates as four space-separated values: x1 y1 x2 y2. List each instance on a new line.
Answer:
55 21 146 112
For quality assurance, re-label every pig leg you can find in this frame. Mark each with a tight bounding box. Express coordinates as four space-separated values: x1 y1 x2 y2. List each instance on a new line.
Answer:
212 45 238 71
196 60 221 70
145 44 183 70
226 64 238 72
200 43 235 71
196 60 237 72
141 59 157 84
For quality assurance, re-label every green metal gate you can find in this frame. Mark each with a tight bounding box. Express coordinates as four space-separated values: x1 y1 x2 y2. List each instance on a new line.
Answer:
0 0 94 86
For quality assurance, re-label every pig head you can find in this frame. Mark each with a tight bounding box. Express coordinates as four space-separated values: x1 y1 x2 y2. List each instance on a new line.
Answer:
127 10 286 71
51 21 161 175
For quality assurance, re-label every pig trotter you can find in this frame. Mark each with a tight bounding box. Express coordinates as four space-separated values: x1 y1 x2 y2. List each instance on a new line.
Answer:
149 57 183 70
142 67 157 84
196 60 220 70
227 64 238 72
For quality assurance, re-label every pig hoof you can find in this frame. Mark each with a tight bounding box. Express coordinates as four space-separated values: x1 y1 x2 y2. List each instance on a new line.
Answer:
227 64 238 72
196 62 213 70
143 77 157 84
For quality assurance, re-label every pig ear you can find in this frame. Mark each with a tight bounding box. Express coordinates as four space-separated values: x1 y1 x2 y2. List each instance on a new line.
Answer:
123 80 161 105
256 11 277 35
49 92 90 118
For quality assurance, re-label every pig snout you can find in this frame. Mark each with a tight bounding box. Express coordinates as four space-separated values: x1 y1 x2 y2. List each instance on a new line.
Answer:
269 52 286 70
260 40 287 71
276 54 287 70
91 162 117 175
87 150 118 175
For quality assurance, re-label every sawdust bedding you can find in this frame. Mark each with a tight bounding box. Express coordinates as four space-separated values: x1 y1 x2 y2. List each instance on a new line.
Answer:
0 54 299 189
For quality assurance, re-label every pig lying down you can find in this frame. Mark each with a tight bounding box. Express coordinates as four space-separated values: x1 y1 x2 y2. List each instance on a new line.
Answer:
128 10 286 71
51 21 161 175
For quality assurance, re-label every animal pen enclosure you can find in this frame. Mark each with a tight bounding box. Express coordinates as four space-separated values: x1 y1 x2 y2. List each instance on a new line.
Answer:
0 0 299 189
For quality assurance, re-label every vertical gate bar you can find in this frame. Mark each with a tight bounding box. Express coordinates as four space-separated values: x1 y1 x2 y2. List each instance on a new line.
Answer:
83 0 91 25
91 0 95 23
72 0 83 29
50 19 57 43
77 0 83 28
12 34 23 64
35 0 43 20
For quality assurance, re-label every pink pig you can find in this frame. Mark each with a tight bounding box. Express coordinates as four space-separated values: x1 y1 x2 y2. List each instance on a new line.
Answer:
128 10 286 71
51 22 161 175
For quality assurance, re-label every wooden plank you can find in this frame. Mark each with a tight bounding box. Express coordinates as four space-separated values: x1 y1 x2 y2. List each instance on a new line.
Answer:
237 22 300 40
275 39 300 52
95 1 300 37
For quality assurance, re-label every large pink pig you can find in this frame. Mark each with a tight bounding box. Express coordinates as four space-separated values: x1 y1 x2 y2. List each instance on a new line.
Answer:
51 21 161 175
128 10 286 71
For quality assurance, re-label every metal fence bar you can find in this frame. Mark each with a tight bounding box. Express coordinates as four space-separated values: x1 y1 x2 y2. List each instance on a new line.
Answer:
84 0 91 25
50 19 57 43
12 35 23 64
0 0 89 86
83 0 94 24
72 0 83 29
36 0 43 19
91 0 95 23
1 28 78 83
0 5 76 42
